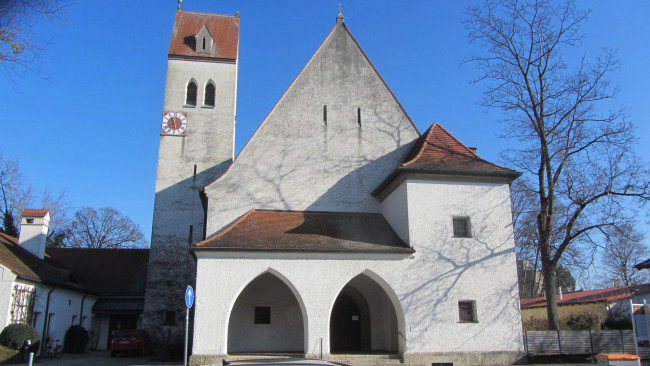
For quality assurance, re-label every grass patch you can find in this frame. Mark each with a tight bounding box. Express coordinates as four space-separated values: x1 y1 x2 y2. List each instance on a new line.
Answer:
0 345 21 364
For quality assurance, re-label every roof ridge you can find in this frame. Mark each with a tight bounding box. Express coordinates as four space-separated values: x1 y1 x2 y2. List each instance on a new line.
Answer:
179 11 237 18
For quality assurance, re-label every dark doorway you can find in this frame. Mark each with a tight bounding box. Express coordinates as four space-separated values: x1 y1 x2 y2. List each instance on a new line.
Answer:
330 291 370 353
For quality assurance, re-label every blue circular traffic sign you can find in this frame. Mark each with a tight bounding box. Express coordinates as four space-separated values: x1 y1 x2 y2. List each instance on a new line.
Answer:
185 286 194 308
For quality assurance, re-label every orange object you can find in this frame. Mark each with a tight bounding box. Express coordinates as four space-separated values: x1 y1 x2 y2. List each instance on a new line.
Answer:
597 354 641 360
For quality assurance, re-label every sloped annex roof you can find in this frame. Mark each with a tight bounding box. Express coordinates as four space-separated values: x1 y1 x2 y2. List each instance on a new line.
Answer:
0 233 93 293
168 11 239 60
373 123 521 196
194 210 413 253
635 258 650 270
46 248 149 296
520 284 650 309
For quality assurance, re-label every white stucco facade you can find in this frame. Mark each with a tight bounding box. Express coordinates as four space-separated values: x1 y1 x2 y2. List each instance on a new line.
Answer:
191 176 524 364
148 11 524 366
0 269 97 355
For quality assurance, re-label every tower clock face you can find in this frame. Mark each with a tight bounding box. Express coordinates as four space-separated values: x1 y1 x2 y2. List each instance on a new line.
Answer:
161 112 188 136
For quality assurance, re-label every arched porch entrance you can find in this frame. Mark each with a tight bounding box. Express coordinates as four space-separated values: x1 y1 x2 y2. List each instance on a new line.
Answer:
329 273 400 354
227 272 305 353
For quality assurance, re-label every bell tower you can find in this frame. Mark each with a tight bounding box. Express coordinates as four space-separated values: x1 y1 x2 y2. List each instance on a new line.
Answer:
143 10 239 337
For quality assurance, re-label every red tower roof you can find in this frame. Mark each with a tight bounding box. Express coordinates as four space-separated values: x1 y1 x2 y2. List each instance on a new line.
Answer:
168 11 239 60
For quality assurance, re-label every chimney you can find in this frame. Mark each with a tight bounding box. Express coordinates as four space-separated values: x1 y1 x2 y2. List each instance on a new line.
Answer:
557 286 563 300
18 209 50 259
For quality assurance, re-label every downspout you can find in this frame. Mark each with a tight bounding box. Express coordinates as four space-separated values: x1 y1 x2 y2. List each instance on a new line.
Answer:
79 295 87 326
40 288 55 355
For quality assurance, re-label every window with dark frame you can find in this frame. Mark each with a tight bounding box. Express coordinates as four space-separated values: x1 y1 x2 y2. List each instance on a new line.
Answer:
452 217 471 238
458 301 477 322
186 81 197 106
254 306 271 324
204 82 215 107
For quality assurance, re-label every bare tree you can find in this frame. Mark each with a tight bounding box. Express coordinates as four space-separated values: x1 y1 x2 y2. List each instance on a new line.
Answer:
0 153 70 240
0 0 67 78
600 225 648 287
464 0 650 329
0 153 33 234
65 207 147 249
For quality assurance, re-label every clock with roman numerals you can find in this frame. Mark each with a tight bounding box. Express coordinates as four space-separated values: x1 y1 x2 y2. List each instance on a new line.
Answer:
161 112 188 136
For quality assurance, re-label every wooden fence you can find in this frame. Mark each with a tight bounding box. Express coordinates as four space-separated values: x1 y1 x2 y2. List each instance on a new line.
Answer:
524 330 637 357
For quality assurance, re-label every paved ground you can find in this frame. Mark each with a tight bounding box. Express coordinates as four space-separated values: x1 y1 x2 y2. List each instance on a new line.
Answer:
25 350 182 366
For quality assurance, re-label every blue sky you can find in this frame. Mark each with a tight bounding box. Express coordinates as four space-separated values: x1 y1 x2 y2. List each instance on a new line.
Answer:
2 0 649 242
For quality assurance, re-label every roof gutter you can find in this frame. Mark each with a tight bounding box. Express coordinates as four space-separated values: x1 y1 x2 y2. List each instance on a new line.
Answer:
192 247 415 254
372 166 523 197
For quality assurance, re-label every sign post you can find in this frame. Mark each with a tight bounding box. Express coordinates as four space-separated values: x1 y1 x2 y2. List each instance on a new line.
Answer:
184 286 194 366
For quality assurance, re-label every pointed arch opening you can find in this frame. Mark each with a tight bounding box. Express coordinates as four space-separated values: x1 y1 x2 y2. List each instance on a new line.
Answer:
186 80 197 106
227 271 305 354
329 272 402 354
204 81 216 107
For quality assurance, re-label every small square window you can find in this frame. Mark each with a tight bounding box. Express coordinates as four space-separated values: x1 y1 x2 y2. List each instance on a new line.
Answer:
163 311 176 325
255 306 271 324
458 301 477 322
452 217 471 238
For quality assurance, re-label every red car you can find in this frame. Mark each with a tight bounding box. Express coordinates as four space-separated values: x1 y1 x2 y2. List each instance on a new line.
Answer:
110 329 153 357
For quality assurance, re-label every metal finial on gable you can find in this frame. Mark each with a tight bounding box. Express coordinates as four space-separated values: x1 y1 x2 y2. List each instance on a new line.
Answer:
336 2 344 24
177 0 182 12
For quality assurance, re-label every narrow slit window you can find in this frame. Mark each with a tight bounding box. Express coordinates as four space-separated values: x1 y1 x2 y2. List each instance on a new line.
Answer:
204 82 215 107
186 81 197 106
323 105 327 125
357 107 361 125
255 306 271 324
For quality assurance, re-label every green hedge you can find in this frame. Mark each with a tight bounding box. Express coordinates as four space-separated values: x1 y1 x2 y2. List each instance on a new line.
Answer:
0 323 39 351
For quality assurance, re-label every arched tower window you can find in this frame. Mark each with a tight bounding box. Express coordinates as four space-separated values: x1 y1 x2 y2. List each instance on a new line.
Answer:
204 82 215 107
186 80 197 107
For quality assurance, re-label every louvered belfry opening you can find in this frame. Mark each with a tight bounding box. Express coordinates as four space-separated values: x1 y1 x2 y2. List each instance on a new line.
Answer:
186 81 197 106
205 82 215 107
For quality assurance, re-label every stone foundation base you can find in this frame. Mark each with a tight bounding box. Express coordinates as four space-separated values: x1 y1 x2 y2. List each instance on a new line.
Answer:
403 351 527 366
190 351 526 366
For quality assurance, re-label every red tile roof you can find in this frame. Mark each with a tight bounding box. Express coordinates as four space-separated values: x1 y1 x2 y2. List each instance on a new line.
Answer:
20 209 49 217
195 210 413 253
520 285 650 309
402 123 519 176
372 123 520 197
46 248 149 295
168 11 239 60
0 233 93 292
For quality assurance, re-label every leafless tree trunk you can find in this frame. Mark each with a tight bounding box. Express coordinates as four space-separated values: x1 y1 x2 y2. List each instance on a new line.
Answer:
464 0 650 330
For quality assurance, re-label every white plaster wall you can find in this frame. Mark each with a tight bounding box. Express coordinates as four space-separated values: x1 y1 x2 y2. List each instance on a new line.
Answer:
402 179 524 353
203 24 419 236
380 181 409 243
0 266 18 331
146 57 238 329
193 179 523 357
91 314 110 350
228 273 303 352
32 287 97 347
193 252 409 356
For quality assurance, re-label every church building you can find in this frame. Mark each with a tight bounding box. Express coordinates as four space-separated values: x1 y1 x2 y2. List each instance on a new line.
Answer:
145 8 525 366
